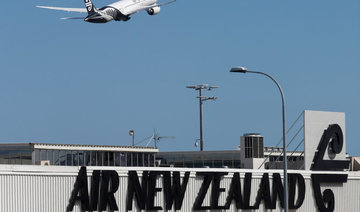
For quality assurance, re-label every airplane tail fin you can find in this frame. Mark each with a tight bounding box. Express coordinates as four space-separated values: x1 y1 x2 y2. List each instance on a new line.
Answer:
84 0 97 16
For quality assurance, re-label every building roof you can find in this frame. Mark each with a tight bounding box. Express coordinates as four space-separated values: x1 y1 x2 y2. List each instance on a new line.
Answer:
0 142 158 153
158 148 304 157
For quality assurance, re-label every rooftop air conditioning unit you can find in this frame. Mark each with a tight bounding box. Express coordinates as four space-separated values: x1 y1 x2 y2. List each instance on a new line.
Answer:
242 133 264 159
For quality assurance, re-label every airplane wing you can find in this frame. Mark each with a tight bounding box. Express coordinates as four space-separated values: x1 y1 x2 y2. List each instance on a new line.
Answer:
36 6 87 13
60 17 85 20
142 0 176 10
156 0 176 7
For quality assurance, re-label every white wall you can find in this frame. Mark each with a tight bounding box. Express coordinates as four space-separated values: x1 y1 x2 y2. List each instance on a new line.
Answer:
1 165 359 212
303 110 346 170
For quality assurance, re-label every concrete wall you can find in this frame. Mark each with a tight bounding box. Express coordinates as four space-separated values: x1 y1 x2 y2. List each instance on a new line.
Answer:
303 110 346 170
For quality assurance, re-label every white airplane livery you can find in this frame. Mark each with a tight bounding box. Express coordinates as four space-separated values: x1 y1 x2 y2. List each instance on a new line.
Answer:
37 0 176 23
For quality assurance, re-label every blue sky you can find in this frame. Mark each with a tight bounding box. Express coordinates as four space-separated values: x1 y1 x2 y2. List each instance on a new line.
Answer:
1 0 359 155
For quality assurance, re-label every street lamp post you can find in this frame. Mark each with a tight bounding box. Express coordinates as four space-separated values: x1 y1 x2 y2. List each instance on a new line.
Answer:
230 66 289 212
129 129 135 146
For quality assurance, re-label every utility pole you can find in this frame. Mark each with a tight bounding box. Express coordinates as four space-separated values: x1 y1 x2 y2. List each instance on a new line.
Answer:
187 84 218 151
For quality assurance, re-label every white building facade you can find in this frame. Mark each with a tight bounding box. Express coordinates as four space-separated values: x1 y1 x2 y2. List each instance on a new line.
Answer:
0 110 358 212
0 165 359 212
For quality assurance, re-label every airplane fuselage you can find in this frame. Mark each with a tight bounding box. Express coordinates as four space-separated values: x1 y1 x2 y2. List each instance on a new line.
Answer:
37 0 173 24
85 0 157 23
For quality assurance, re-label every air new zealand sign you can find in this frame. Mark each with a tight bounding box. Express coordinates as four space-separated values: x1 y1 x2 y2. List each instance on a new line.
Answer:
67 124 349 212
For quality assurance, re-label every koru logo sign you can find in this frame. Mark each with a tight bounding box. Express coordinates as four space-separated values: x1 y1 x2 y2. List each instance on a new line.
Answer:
310 124 349 212
85 0 93 12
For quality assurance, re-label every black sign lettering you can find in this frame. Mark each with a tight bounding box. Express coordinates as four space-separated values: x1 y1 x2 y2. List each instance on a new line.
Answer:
67 167 90 211
163 171 190 210
193 172 228 210
254 173 272 209
193 172 213 210
311 124 349 212
225 172 243 209
89 170 100 211
126 171 148 210
65 124 351 212
99 170 119 211
288 173 305 209
271 173 284 208
146 171 163 210
242 173 257 209
311 124 349 171
311 174 347 212
210 172 228 210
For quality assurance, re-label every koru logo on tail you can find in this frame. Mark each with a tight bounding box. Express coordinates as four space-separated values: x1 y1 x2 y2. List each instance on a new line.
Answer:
85 0 93 12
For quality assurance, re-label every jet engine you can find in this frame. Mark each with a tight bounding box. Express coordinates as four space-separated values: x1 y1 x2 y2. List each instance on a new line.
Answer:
147 6 160 15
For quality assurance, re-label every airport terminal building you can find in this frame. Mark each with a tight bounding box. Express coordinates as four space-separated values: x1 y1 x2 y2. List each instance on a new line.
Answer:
0 110 360 212
0 143 157 167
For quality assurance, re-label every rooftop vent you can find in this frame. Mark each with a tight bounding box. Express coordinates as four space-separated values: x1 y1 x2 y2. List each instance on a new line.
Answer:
243 133 264 158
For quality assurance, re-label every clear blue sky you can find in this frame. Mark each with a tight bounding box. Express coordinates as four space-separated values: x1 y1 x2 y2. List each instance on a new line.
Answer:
1 0 359 155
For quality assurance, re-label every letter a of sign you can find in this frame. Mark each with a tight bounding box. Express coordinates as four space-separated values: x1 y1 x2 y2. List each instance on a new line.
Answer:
67 167 90 211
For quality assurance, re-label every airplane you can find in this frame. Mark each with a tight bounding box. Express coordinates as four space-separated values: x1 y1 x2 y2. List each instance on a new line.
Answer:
37 0 176 23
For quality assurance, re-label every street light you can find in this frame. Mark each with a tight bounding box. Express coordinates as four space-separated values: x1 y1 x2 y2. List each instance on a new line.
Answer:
187 84 219 151
129 129 135 146
230 66 289 212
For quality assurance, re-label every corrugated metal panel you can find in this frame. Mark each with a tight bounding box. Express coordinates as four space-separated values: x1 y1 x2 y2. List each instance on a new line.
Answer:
0 174 76 212
1 165 360 212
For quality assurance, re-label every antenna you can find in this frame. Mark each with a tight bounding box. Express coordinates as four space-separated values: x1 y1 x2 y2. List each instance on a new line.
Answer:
136 129 175 148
